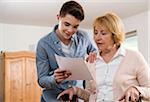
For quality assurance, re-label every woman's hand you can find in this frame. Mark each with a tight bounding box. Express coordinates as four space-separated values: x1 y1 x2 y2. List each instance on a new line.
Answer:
86 52 97 63
119 86 140 102
57 87 76 101
54 69 71 84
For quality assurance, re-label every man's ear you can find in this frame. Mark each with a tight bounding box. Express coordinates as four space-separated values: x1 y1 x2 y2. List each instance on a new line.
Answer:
57 14 60 20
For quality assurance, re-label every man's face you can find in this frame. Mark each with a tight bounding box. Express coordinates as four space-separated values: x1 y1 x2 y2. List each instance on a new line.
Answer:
57 14 81 40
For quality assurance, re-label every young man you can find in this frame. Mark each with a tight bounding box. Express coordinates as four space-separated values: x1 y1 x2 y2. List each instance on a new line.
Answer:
36 1 96 102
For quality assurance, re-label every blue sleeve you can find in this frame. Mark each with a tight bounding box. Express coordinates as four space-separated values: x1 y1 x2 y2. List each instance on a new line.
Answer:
36 40 59 89
85 32 97 54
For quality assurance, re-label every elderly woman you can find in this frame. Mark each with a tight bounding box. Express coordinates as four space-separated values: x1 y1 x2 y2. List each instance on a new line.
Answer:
57 12 150 102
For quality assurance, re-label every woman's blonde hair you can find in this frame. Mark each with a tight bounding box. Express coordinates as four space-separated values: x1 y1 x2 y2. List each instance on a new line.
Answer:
93 12 125 45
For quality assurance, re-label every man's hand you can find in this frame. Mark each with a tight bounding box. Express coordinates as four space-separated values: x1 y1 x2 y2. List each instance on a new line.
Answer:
54 69 71 84
119 86 140 102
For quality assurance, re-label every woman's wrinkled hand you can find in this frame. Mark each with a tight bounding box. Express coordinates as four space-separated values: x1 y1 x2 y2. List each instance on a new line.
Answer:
57 87 76 101
86 52 97 63
119 86 140 102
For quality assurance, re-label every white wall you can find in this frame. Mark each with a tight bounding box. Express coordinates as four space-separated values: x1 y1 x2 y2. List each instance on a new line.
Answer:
123 11 149 63
148 2 150 66
0 23 51 51
0 23 4 51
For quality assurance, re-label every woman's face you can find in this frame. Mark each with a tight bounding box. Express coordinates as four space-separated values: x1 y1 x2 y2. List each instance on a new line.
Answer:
93 24 115 52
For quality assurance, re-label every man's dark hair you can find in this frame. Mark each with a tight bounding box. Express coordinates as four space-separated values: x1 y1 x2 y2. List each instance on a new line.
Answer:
59 0 84 21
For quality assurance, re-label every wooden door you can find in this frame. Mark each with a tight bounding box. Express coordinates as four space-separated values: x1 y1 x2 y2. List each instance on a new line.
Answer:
5 58 25 102
25 57 41 102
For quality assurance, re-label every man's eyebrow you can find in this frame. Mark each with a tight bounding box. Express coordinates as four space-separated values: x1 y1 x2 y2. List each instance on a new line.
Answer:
64 22 70 25
64 21 79 27
74 24 79 27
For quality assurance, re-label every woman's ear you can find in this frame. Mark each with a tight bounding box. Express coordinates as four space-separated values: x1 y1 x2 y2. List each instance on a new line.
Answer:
112 33 116 44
